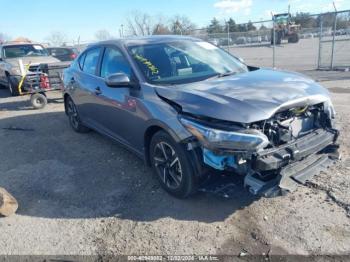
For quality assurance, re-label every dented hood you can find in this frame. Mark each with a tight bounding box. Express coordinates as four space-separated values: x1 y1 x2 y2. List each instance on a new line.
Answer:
155 69 331 123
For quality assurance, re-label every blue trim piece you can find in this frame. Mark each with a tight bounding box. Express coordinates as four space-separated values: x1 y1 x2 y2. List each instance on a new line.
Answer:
203 148 236 170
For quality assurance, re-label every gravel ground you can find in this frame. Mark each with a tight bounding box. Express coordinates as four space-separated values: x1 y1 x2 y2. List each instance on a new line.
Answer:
0 74 349 257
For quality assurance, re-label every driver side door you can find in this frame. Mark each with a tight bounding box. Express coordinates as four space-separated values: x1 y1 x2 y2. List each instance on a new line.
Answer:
92 46 138 147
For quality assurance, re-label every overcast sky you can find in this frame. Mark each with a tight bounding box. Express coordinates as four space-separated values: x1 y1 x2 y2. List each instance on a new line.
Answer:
1 0 349 42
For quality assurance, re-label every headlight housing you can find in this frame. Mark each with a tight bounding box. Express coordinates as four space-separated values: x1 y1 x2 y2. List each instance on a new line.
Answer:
10 67 22 76
180 117 269 151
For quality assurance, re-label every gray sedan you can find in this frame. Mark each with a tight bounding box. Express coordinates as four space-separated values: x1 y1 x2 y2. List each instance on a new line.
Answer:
63 36 339 198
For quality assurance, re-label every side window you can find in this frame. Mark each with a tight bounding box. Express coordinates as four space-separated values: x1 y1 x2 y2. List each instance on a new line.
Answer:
100 47 131 78
82 48 101 75
78 52 86 70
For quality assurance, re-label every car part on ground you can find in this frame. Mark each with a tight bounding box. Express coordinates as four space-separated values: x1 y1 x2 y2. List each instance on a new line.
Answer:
63 36 339 198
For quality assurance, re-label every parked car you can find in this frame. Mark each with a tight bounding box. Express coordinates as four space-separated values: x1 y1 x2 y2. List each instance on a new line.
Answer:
251 36 262 43
46 47 79 62
208 38 219 46
63 36 339 198
0 42 60 96
235 37 247 45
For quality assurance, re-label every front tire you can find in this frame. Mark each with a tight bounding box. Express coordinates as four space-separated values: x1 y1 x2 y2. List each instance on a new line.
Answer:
7 75 20 96
66 97 90 133
150 131 198 198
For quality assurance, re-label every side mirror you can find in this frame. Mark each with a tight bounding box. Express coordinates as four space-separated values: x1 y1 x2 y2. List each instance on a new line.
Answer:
105 73 131 87
0 57 3 61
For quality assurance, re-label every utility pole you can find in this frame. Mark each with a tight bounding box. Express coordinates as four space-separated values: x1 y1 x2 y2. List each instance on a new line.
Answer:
224 19 230 52
330 1 337 69
271 12 276 68
120 24 124 38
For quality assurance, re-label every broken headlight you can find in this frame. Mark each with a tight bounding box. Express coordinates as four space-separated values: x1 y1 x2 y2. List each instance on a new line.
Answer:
180 118 269 151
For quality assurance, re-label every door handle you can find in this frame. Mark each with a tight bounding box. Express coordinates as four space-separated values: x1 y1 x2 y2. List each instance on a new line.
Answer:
95 86 102 95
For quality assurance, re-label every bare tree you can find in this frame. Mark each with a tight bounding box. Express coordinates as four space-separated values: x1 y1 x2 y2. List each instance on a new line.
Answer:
169 15 196 35
126 12 170 36
95 30 112 41
46 31 68 46
153 23 171 35
0 33 10 43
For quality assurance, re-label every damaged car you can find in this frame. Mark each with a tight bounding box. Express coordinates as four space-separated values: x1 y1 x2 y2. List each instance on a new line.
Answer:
63 36 339 198
0 42 68 96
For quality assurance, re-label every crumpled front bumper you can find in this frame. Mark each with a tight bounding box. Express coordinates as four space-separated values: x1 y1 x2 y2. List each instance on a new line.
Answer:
244 128 339 197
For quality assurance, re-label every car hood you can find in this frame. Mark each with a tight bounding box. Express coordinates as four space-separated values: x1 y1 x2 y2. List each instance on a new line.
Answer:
6 56 61 67
155 68 332 123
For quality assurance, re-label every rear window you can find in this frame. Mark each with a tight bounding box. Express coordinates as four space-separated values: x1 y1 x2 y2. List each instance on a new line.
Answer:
49 48 70 56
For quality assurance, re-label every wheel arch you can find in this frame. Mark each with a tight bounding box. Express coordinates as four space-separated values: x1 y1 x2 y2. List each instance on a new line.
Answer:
143 121 186 166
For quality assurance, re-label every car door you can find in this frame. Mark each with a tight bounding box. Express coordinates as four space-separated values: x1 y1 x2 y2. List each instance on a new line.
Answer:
72 47 104 128
91 46 139 146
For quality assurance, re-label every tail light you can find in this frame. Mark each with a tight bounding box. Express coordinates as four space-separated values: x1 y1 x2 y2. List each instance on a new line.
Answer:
40 74 50 89
70 53 77 59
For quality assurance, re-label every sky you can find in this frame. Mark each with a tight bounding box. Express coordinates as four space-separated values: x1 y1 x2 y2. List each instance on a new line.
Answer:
1 0 349 43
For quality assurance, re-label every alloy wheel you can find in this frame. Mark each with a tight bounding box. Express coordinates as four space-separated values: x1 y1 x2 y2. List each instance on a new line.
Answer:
67 99 79 129
153 141 183 190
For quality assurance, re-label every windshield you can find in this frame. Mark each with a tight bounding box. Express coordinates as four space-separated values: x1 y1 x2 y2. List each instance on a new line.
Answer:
128 40 248 85
3 44 49 58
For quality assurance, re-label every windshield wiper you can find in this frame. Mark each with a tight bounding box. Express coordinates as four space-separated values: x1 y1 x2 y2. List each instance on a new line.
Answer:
204 71 237 81
217 71 237 78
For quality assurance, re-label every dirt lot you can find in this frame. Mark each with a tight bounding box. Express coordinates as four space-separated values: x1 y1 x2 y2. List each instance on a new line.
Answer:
0 75 350 256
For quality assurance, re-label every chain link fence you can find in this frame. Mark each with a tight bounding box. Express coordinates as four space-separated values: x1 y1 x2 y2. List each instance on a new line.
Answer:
318 10 350 70
186 10 350 73
64 10 349 73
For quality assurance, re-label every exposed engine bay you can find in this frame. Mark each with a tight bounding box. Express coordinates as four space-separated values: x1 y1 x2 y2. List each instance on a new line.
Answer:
180 101 339 197
252 103 332 147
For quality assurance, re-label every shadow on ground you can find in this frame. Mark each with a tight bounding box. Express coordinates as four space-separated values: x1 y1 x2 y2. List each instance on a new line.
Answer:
0 110 256 222
0 90 63 111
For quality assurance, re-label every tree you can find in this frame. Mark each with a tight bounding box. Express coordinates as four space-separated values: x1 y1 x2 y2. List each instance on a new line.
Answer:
0 33 9 43
237 24 247 32
207 18 223 34
247 21 256 31
169 15 196 35
292 12 317 28
95 30 111 41
225 18 237 32
126 12 156 36
259 24 268 30
46 31 67 46
153 23 171 35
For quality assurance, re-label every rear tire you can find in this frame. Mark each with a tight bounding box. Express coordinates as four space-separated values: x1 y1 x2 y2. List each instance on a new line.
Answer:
288 33 299 43
66 97 90 133
149 131 198 198
30 93 47 109
7 75 20 96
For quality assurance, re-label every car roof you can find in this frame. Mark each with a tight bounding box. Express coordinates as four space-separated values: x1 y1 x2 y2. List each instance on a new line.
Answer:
47 46 75 49
87 35 201 49
0 42 43 47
